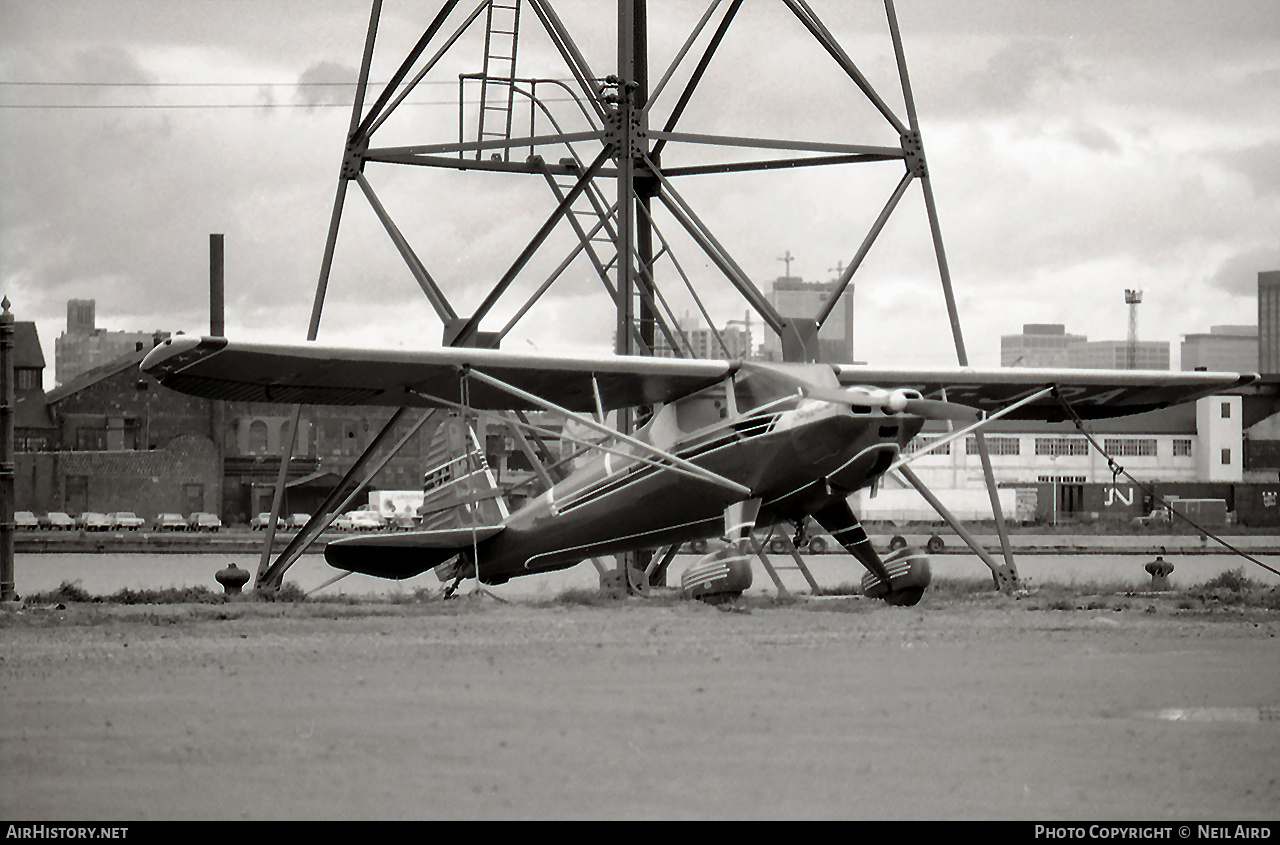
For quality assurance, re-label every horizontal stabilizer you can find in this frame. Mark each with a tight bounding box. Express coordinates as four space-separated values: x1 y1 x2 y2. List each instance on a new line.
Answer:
324 525 505 580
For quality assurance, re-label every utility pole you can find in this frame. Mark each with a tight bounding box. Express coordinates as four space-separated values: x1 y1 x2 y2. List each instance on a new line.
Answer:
1 297 16 601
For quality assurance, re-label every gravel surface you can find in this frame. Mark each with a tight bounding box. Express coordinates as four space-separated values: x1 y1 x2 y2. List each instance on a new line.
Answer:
2 592 1278 821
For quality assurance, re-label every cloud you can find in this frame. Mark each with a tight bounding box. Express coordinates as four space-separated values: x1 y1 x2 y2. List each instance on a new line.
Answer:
1207 247 1280 298
1218 139 1280 199
296 60 358 108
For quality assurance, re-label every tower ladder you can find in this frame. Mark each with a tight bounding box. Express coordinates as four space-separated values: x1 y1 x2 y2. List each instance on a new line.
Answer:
476 0 521 162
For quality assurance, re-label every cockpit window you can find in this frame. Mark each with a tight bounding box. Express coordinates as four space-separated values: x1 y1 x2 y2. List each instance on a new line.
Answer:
733 369 799 415
675 384 729 432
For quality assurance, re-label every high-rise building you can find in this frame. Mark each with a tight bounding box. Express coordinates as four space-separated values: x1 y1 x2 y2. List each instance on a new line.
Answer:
1068 340 1170 370
1000 323 1169 370
652 313 755 360
54 299 169 386
1001 324 1088 367
758 276 854 364
1259 270 1280 375
1181 325 1258 373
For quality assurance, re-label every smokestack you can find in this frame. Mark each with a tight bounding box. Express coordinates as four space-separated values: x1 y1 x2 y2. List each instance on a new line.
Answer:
210 233 225 337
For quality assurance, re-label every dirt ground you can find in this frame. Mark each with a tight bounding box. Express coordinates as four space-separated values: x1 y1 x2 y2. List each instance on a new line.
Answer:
2 591 1278 821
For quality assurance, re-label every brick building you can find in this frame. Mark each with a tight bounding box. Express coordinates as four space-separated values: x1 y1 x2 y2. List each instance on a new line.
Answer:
15 334 546 525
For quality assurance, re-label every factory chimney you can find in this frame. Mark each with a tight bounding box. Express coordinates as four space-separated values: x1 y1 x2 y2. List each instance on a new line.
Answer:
210 233 225 337
1125 289 1143 369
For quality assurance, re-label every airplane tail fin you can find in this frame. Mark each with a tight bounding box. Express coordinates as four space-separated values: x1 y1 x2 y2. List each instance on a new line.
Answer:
417 413 509 530
324 414 509 582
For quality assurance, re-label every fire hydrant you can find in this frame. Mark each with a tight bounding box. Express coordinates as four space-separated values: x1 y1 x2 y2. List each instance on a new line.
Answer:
216 563 251 596
1144 555 1174 591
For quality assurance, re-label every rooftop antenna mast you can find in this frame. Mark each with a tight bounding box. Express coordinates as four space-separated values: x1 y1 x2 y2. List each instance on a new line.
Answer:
778 250 796 278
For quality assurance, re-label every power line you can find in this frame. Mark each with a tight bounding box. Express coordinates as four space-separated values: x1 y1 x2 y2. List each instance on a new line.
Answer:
0 97 577 110
0 80 402 88
0 79 581 110
0 77 579 88
0 102 397 110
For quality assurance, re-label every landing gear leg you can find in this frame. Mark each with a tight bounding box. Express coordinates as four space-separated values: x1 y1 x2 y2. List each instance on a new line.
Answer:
812 497 931 606
811 498 892 585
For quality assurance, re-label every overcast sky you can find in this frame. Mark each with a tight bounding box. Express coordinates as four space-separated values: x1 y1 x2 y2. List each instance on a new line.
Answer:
3 1 1278 388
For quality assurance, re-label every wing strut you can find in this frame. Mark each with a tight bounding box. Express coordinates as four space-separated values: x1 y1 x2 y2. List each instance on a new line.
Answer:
885 388 1055 473
893 465 1018 592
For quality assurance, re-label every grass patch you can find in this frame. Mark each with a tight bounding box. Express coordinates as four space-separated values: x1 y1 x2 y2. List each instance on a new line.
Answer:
14 568 1278 615
529 587 692 608
23 580 310 606
1184 568 1280 610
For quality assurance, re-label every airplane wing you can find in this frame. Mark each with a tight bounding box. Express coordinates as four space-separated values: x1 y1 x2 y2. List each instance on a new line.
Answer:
140 335 731 412
141 335 1252 421
834 365 1255 421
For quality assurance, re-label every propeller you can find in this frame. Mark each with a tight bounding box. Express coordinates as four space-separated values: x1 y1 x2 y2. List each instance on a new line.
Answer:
736 362 983 422
897 396 983 423
796 382 982 423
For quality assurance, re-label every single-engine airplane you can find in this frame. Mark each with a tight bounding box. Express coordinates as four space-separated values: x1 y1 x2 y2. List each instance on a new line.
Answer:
141 336 1252 605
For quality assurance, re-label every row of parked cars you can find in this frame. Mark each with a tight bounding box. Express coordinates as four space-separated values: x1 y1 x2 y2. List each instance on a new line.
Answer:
13 507 401 534
249 508 394 531
249 513 311 531
13 511 224 532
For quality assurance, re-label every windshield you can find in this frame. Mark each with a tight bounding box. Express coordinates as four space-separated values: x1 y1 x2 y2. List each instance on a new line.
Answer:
733 369 799 415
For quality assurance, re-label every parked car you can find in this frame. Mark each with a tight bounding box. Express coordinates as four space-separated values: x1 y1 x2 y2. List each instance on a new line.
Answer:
187 512 222 532
331 510 384 531
42 512 75 530
250 512 284 531
14 511 39 530
154 513 187 531
76 512 111 531
347 509 386 530
109 512 145 531
286 513 311 530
